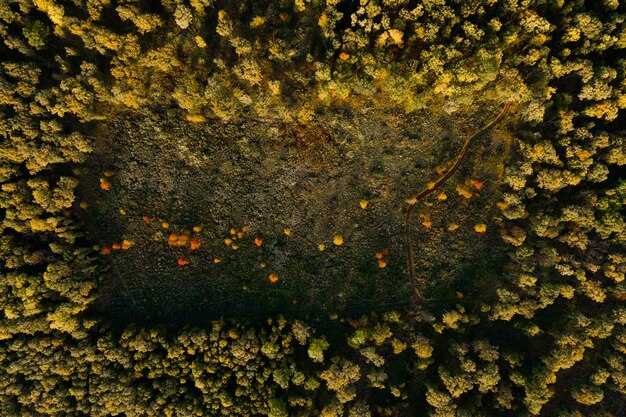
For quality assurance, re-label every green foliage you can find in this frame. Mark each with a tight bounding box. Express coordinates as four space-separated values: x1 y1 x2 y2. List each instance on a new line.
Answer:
307 337 329 363
267 398 288 417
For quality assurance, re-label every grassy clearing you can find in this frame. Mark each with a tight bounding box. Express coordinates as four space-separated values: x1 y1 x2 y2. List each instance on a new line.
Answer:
76 106 513 322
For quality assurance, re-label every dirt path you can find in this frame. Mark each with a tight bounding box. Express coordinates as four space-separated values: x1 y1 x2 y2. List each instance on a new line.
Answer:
405 103 511 300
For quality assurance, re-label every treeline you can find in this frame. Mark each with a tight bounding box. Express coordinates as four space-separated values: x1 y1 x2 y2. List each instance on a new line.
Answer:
0 0 625 416
2 0 533 122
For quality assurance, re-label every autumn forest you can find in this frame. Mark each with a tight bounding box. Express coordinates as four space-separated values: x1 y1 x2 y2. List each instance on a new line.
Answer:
1 0 625 416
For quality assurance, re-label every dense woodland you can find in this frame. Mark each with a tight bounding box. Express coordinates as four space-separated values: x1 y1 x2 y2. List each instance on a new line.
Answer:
1 0 625 415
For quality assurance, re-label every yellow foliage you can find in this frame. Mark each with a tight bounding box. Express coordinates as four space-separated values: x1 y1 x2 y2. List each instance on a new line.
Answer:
318 13 327 28
194 36 207 49
388 29 404 46
456 185 472 198
250 16 266 28
576 150 592 161
186 114 206 123
496 202 509 210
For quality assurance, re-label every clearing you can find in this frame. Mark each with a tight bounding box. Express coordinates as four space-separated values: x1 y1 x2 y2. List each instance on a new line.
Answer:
76 105 512 322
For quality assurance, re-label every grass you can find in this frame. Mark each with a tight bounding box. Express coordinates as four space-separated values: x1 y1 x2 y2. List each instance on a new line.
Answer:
76 105 513 323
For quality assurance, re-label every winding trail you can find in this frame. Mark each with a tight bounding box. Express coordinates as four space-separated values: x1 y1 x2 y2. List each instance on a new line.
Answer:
406 102 511 301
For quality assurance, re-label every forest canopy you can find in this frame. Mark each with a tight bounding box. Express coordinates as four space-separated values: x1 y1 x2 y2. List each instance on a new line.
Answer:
1 0 625 416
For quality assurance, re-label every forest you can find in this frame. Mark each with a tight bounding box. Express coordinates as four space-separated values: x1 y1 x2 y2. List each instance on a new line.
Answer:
0 0 625 416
